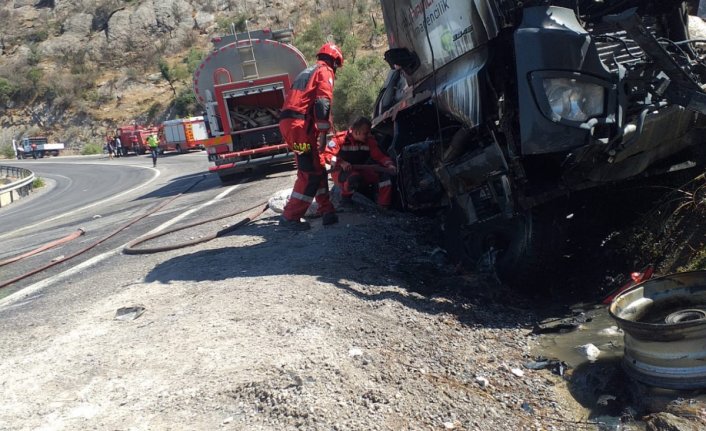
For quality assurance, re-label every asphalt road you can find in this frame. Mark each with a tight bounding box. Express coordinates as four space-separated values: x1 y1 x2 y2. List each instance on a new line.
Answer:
0 150 293 298
0 159 155 234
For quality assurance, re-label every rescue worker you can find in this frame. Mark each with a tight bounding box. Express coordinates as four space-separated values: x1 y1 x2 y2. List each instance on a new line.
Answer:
278 42 344 231
30 142 38 159
147 134 159 167
323 116 396 209
114 136 122 157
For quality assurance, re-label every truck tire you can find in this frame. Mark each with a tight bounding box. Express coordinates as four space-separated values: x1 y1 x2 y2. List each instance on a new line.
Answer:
176 144 185 154
444 201 566 291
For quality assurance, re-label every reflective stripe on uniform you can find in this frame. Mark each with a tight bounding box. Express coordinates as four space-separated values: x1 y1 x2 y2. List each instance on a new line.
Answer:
290 191 314 203
379 180 392 187
341 145 370 151
316 187 328 196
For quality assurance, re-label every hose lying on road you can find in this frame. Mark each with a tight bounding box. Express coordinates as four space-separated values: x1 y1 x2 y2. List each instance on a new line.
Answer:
0 176 207 289
0 229 85 268
123 202 269 254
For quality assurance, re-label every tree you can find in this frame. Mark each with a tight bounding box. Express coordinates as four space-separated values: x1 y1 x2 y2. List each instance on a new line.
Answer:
158 59 178 97
0 78 15 107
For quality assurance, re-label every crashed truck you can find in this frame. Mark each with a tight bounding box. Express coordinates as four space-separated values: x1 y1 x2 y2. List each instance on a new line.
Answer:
192 27 306 183
372 0 706 287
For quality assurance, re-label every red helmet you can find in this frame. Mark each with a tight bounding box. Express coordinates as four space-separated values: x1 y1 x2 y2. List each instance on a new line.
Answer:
317 42 344 68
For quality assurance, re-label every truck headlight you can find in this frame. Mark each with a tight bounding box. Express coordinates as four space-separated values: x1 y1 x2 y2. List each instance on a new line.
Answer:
543 78 605 122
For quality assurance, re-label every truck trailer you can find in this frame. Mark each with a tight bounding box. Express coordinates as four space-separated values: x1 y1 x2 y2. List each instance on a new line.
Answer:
372 0 706 287
192 26 307 183
158 116 209 154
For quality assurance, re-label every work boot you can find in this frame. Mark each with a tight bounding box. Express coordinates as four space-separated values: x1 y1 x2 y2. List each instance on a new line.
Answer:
322 212 338 226
279 215 311 231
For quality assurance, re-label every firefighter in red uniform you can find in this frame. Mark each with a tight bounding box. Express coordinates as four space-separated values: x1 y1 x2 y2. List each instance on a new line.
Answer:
323 116 396 208
278 42 344 230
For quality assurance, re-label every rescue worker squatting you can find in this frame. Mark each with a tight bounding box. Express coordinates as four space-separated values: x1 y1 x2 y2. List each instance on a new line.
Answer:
278 42 345 230
323 117 396 208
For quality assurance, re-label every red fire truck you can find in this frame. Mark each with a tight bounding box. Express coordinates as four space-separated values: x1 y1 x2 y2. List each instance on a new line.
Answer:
157 116 210 153
116 124 159 155
192 26 306 183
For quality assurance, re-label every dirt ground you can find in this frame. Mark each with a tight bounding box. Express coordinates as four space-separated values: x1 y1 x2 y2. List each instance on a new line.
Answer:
0 185 597 431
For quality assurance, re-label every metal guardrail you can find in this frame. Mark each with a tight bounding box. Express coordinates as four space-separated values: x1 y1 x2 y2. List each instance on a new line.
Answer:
0 165 35 208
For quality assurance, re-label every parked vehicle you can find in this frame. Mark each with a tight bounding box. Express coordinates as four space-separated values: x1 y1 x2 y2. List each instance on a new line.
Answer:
17 137 64 159
116 124 160 155
372 0 706 287
158 116 209 154
192 26 306 183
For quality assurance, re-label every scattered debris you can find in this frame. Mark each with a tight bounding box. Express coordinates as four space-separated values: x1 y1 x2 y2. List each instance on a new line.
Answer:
348 347 363 357
598 326 623 337
523 357 568 376
114 306 146 321
510 367 525 378
475 376 490 388
576 343 601 362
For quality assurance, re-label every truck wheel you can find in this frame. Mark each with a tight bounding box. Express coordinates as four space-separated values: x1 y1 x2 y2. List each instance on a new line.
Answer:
176 144 185 154
444 201 566 290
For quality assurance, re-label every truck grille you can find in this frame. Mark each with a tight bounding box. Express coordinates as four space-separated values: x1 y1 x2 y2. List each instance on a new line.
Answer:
588 17 660 73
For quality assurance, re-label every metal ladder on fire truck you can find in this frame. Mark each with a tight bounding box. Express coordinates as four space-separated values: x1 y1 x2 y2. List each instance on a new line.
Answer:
233 20 259 80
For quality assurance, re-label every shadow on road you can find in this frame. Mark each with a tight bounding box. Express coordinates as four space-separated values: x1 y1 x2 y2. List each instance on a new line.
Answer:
135 163 295 200
143 211 531 330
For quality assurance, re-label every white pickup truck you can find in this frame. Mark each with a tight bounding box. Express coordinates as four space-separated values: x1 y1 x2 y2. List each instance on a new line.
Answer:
17 137 64 159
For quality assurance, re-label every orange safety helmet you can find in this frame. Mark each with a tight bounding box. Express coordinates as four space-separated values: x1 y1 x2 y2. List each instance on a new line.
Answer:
317 42 344 68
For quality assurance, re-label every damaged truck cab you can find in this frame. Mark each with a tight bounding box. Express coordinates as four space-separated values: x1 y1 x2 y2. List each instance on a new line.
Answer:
372 0 706 286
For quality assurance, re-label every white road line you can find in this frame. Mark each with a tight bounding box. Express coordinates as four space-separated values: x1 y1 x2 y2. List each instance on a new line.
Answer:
0 166 160 241
0 182 243 309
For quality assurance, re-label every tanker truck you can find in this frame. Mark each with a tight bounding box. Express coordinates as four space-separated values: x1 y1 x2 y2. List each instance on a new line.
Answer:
372 0 706 288
192 26 307 183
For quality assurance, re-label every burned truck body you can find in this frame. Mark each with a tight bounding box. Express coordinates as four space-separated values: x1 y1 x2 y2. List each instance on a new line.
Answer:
372 0 706 286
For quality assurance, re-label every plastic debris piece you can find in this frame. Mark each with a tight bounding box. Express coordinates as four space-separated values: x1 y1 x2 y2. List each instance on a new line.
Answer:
114 306 146 321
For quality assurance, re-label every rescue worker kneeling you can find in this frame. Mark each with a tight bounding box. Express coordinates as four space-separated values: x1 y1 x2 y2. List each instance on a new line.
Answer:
323 116 396 209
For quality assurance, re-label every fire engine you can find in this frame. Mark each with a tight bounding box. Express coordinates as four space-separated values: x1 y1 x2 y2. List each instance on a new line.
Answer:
192 26 306 183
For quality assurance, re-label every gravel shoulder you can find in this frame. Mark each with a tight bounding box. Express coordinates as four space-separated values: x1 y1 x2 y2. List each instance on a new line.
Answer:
0 185 592 430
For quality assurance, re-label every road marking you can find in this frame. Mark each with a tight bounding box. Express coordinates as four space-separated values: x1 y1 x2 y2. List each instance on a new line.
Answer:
0 166 160 241
0 182 243 308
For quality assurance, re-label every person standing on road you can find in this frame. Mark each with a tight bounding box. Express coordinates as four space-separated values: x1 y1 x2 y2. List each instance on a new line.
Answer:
30 142 38 159
147 134 159 167
114 135 123 158
278 42 344 231
323 116 397 209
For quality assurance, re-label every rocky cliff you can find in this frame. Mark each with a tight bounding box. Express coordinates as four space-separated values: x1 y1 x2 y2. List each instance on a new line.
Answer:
0 0 383 152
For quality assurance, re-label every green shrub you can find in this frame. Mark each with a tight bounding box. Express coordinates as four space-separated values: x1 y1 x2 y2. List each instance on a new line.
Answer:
0 78 16 106
174 87 198 117
80 142 103 155
295 21 326 62
333 54 388 128
216 14 248 33
184 48 206 74
0 143 16 159
32 176 45 188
